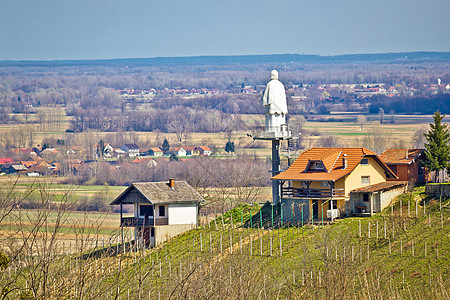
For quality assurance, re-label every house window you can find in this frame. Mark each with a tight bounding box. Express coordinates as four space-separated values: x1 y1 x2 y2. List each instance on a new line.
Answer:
159 205 165 217
301 181 308 188
361 176 370 185
139 205 153 217
360 158 369 165
309 161 324 170
321 181 330 187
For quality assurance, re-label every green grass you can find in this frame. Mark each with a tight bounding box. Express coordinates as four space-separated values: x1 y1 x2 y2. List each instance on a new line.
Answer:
118 188 450 298
1 187 448 298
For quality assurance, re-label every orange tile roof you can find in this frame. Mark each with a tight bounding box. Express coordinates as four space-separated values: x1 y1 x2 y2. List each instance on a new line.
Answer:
20 161 38 168
272 147 395 181
199 146 211 151
150 147 163 152
379 149 424 165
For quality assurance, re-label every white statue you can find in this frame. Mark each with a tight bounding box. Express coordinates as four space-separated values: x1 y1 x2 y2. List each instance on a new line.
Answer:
261 70 288 133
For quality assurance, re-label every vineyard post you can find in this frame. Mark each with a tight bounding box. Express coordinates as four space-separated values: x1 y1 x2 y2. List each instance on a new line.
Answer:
260 209 262 229
280 203 284 227
271 204 274 229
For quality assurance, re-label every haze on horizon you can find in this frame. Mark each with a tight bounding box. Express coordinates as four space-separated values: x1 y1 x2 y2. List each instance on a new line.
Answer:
0 0 449 61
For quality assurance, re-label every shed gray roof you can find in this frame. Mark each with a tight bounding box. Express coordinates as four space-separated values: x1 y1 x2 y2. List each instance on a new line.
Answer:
110 181 204 205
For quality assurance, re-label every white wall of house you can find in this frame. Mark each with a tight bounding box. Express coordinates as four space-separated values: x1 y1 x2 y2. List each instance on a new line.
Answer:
168 204 197 225
177 149 187 156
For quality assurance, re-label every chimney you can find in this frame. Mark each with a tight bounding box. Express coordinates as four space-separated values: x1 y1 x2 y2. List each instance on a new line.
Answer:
342 154 348 169
168 178 175 189
405 149 408 160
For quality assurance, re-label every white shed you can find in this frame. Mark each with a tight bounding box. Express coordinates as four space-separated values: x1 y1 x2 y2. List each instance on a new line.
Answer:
110 179 203 248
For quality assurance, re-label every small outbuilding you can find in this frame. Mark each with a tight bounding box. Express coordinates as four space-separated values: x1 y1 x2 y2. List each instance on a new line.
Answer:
110 179 203 248
349 181 408 216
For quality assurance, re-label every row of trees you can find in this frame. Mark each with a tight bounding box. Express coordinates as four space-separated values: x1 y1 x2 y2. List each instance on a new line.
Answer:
64 156 270 211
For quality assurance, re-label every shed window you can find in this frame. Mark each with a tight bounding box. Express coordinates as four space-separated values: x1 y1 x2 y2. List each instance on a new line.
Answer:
361 176 370 185
159 205 165 217
139 205 153 217
360 158 369 165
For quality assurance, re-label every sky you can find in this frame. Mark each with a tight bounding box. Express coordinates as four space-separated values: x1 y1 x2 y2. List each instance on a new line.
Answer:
0 0 449 61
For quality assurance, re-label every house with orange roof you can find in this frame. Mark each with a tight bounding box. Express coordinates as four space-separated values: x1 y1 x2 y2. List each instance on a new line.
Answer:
166 147 187 157
145 147 163 157
379 149 426 184
20 161 38 168
272 147 398 221
183 146 196 156
197 146 212 156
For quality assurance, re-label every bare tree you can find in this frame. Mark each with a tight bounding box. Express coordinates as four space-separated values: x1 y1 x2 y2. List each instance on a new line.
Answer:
356 115 367 131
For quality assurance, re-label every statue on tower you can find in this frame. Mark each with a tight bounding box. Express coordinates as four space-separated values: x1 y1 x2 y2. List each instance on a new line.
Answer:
261 70 288 134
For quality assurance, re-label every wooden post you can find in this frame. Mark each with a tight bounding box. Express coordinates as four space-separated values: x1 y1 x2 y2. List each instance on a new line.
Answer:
260 237 263 256
270 237 272 256
120 202 124 246
359 220 361 237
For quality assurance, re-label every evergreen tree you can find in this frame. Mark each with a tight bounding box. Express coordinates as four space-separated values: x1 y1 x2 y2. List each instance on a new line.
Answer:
225 141 235 153
169 153 179 161
97 139 105 158
162 139 170 153
424 111 450 182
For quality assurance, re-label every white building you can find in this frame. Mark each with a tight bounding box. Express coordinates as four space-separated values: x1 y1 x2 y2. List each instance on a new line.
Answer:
110 179 203 248
121 144 140 157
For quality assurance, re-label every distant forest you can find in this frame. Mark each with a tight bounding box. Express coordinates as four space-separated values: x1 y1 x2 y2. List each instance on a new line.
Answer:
0 52 449 133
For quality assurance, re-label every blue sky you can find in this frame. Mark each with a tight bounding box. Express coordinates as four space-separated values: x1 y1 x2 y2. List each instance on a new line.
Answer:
0 0 449 60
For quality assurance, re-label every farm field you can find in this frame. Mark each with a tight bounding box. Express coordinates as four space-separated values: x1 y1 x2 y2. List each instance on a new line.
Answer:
0 106 435 159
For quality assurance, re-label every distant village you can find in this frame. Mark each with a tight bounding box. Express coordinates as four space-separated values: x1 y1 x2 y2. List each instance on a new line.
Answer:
0 143 212 177
119 81 450 99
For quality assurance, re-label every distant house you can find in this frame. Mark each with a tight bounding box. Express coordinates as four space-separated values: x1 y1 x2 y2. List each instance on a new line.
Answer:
132 157 157 167
110 179 203 248
379 149 426 184
121 144 140 157
0 158 14 164
143 147 163 157
273 148 397 221
10 148 37 157
183 146 196 156
113 149 126 158
197 146 212 156
167 147 187 157
103 144 114 158
26 163 49 176
66 146 84 157
1 163 28 174
40 148 60 156
20 161 38 168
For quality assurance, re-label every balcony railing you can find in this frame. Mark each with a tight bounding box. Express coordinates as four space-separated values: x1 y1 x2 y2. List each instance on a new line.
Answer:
281 187 345 199
120 216 169 227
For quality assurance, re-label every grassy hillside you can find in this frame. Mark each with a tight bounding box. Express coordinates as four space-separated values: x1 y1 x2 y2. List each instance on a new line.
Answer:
0 187 449 299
